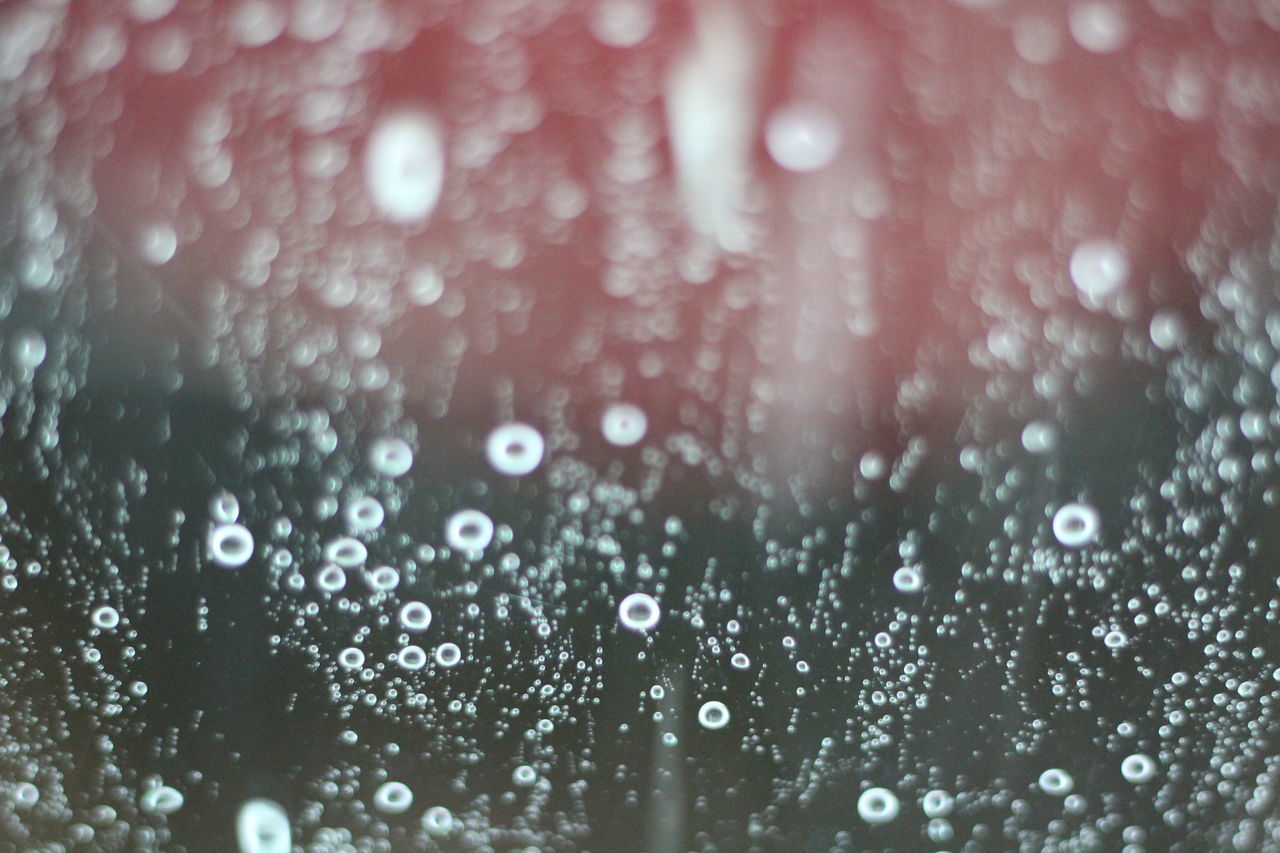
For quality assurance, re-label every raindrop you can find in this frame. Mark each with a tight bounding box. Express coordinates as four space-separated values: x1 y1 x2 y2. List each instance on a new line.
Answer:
601 403 648 447
405 266 445 306
373 781 413 814
1104 629 1128 649
764 102 843 173
344 496 385 533
1068 1 1129 54
139 784 185 815
857 787 900 824
1120 753 1157 784
128 0 177 22
1013 15 1063 65
445 509 494 553
323 536 368 568
921 789 954 818
421 805 453 837
434 642 462 667
892 566 923 593
1038 768 1074 796
236 798 291 853
1149 310 1188 351
138 223 178 266
697 700 730 730
315 564 347 593
337 647 365 670
1021 421 1059 454
1052 503 1100 548
288 0 345 43
364 111 445 224
618 592 661 632
1069 239 1130 299
398 601 432 632
368 437 413 477
208 523 254 568
12 782 39 810
12 330 47 371
397 644 427 670
231 0 287 49
209 491 240 524
91 605 120 630
486 423 546 476
364 565 399 592
589 0 655 48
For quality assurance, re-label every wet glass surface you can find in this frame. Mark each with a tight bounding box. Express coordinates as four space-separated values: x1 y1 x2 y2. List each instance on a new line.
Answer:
2 1 1280 851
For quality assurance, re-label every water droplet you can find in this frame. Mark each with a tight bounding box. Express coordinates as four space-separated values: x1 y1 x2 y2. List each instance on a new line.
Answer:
764 102 843 173
857 787 900 823
1069 239 1130 299
618 592 661 632
372 781 413 814
364 111 445 224
697 700 730 729
486 423 545 476
236 798 291 853
601 403 648 447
